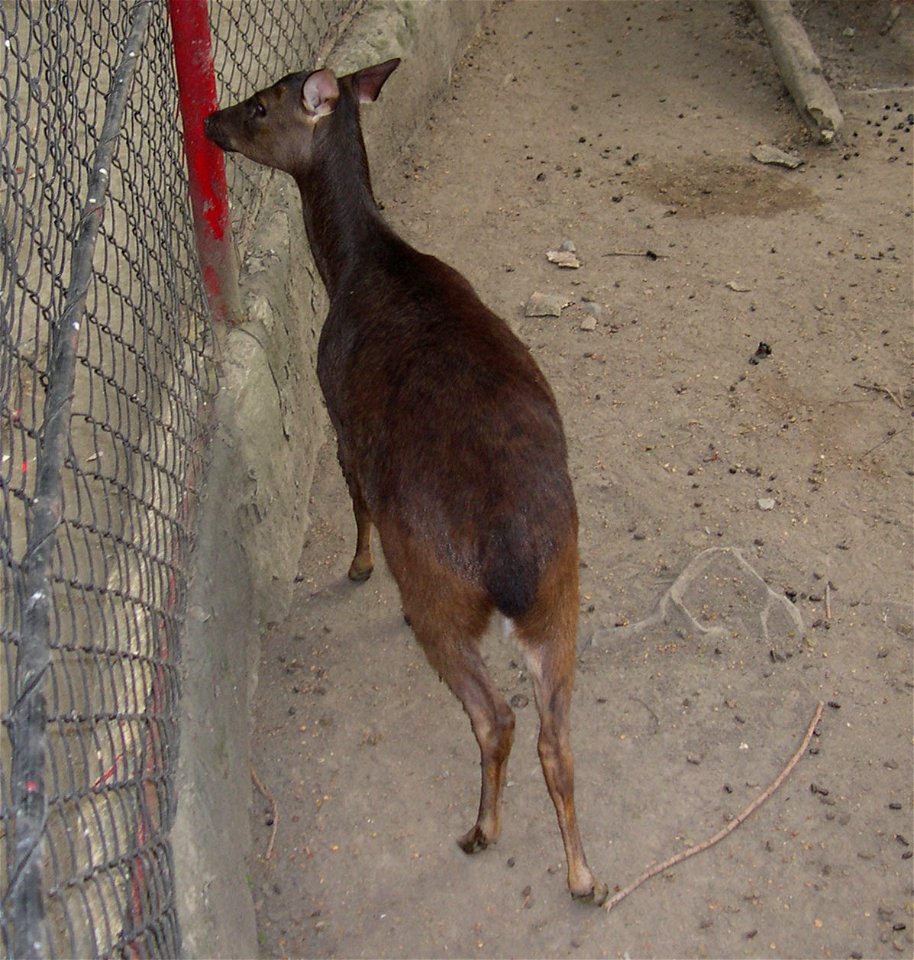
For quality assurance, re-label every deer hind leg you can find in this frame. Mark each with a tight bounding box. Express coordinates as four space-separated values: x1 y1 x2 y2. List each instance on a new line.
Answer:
515 548 607 904
388 540 513 852
415 621 515 852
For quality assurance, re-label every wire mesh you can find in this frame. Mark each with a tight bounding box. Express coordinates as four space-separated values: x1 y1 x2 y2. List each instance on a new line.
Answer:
209 0 365 234
2 2 209 955
1 1 359 957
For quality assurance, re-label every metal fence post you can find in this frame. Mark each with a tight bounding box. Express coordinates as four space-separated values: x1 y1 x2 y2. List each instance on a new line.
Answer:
168 0 241 326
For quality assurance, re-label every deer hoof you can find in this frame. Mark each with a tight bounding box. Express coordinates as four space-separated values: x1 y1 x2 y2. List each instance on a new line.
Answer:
572 879 609 907
457 826 491 855
347 558 373 582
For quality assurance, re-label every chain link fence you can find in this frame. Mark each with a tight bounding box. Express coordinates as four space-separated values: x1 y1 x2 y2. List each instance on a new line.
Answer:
210 0 365 229
1 1 359 956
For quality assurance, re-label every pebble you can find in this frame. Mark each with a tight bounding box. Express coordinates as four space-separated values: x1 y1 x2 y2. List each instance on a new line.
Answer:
757 498 776 511
546 248 581 268
751 144 804 169
580 316 597 332
525 291 570 317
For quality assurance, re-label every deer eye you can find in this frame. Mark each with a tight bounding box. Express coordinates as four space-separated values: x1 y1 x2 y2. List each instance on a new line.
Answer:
249 98 266 119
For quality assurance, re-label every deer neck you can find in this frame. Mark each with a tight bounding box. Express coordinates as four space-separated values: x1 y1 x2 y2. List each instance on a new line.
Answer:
295 95 390 299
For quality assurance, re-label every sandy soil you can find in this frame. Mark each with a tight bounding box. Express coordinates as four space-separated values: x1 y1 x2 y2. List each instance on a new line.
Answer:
247 2 913 957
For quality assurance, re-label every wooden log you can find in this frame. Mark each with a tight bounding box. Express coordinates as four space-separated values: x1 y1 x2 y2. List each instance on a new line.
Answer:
750 0 844 143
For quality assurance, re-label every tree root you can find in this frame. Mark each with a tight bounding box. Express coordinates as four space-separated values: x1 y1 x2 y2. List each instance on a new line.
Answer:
605 700 824 912
251 762 279 861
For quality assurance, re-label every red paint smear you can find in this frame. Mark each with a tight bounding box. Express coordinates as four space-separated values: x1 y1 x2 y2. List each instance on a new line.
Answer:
169 1 233 279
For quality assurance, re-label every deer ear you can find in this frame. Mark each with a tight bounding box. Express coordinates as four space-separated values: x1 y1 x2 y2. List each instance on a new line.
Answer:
351 58 400 104
302 69 339 117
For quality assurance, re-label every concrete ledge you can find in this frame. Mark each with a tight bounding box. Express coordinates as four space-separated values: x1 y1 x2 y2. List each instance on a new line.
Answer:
172 3 491 956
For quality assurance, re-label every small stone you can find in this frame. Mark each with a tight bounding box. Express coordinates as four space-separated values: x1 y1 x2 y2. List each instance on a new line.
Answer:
525 291 570 317
757 498 776 511
547 249 581 268
749 342 772 364
751 144 804 169
580 316 597 332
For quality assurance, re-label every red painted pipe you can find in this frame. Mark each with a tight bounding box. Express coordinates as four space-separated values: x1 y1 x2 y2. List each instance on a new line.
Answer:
169 0 240 325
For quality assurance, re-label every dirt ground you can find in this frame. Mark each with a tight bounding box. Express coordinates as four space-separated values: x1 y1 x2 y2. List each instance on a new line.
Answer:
245 2 913 957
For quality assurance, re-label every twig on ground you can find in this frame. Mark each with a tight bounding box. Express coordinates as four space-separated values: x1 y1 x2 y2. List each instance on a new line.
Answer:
880 4 901 36
853 381 904 409
862 429 899 459
825 582 832 621
602 249 668 259
605 700 825 912
251 762 279 861
629 695 661 733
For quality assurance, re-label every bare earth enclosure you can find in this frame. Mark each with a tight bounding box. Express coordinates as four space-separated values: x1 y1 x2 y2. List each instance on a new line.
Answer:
238 2 912 957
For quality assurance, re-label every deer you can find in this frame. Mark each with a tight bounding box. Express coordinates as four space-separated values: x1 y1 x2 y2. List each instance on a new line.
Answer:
205 57 607 905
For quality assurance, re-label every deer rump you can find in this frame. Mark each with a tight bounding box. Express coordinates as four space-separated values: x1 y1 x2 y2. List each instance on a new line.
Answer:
317 247 575 622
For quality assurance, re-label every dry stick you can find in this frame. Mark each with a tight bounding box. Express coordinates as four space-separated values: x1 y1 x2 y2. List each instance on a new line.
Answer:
603 250 669 259
880 4 902 36
825 582 832 621
251 762 279 861
749 0 843 143
605 700 825 913
853 381 904 409
861 430 899 460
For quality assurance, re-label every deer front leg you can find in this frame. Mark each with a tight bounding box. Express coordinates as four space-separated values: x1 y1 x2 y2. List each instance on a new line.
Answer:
337 447 374 582
347 487 374 581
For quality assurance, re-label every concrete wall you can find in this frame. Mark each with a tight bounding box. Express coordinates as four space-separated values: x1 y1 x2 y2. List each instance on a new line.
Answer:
171 3 492 956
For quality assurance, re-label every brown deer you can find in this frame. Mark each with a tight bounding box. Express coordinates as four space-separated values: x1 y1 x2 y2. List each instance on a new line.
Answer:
205 58 606 904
